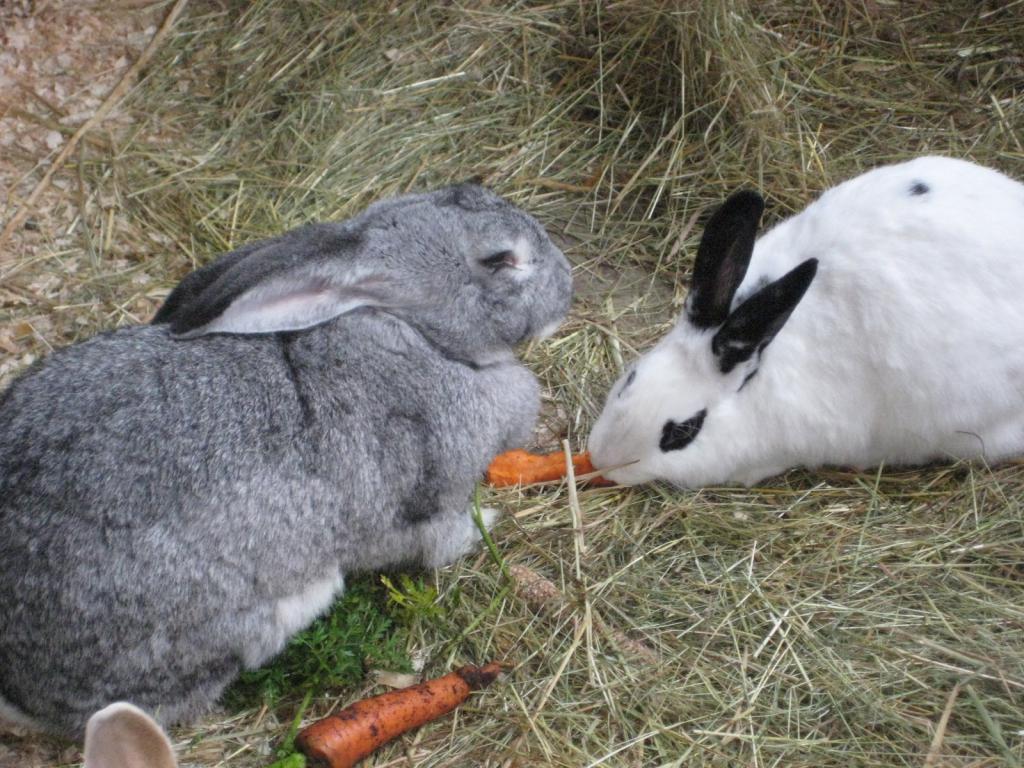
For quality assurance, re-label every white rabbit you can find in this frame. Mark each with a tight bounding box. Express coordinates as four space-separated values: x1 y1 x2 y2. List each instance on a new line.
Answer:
83 703 176 768
589 156 1024 487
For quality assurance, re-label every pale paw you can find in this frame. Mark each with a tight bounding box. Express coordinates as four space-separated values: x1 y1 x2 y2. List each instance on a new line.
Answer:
421 506 502 569
475 505 501 532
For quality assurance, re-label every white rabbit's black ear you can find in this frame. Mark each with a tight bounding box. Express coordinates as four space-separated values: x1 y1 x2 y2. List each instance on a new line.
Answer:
158 228 402 338
711 258 818 373
84 702 177 768
687 190 765 329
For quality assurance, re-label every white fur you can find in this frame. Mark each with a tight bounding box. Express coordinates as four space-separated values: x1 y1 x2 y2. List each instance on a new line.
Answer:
589 156 1024 487
510 235 535 281
234 570 346 668
421 506 499 569
274 571 345 641
536 318 564 340
0 690 39 731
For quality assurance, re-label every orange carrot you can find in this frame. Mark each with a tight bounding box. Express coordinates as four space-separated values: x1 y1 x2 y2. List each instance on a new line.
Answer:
486 449 612 487
295 663 505 768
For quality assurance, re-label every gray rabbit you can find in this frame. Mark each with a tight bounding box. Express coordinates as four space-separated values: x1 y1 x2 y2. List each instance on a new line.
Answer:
0 183 572 737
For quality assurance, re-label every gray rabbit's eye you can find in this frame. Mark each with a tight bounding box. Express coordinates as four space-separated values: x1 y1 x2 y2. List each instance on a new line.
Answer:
479 250 517 272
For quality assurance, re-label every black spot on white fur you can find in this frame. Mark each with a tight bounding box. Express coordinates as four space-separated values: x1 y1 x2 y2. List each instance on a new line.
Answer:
659 409 707 452
909 181 929 196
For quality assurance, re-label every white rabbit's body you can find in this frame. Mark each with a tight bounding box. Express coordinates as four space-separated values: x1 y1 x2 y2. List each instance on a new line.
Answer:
589 157 1024 487
731 157 1024 476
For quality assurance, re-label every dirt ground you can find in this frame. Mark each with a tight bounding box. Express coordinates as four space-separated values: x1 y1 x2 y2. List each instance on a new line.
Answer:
0 0 162 387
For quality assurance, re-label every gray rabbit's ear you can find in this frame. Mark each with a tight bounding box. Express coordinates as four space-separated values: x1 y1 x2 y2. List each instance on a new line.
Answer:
152 239 270 327
84 702 177 768
164 228 399 338
169 265 394 338
435 182 502 211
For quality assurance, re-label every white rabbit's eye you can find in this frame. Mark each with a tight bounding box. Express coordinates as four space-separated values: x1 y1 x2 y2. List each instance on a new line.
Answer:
659 409 707 452
479 250 517 272
618 368 637 397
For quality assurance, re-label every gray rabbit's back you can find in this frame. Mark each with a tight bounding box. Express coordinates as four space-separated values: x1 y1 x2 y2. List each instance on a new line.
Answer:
0 312 537 733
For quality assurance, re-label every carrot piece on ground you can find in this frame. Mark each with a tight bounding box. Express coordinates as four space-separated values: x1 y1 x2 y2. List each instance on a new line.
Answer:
486 449 611 487
295 663 505 768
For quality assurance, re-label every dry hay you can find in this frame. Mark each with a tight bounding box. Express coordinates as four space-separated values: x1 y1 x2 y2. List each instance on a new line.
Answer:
1 1 1023 766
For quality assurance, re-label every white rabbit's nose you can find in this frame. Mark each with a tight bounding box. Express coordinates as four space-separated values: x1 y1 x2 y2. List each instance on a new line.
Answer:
587 421 627 471
591 458 646 487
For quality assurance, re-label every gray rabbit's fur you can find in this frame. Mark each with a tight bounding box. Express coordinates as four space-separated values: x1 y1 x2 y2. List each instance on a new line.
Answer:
0 184 572 736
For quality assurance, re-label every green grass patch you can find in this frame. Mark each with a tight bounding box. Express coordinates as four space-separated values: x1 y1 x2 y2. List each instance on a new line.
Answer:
225 577 411 709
